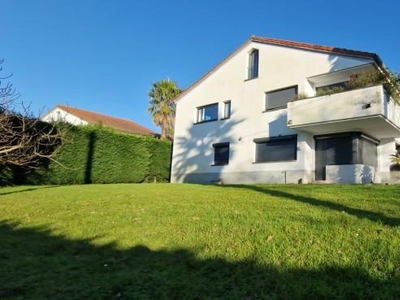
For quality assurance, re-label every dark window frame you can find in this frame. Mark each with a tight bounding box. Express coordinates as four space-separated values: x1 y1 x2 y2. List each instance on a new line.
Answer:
264 85 298 111
253 135 297 163
247 49 259 80
314 132 379 180
212 142 230 166
196 103 219 124
314 132 379 165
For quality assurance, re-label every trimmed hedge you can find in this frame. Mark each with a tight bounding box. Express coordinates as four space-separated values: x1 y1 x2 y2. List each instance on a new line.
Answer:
2 124 172 185
147 138 173 183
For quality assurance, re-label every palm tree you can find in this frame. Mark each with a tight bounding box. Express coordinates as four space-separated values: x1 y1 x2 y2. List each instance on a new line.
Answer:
391 154 400 166
148 79 181 139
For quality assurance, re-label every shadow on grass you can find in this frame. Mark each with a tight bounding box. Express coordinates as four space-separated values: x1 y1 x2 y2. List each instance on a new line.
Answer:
0 185 60 196
228 185 400 227
1 221 399 299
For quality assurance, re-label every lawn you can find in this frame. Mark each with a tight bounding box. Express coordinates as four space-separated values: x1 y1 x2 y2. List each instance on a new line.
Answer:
0 184 399 299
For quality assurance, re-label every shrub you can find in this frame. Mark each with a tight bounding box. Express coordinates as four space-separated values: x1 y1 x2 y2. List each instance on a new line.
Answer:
291 93 309 101
316 70 400 101
316 86 345 97
16 124 172 185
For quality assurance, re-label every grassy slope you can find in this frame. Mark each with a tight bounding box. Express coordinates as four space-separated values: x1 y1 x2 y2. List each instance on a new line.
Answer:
0 184 399 299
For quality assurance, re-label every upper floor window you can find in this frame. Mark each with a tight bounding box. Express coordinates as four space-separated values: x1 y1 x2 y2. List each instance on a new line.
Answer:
196 103 218 123
265 86 298 111
222 100 231 119
247 49 259 80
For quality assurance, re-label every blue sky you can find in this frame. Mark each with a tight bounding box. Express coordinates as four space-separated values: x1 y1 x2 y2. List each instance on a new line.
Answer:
1 0 399 133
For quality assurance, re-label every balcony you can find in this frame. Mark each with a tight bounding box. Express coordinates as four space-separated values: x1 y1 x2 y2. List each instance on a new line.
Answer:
287 85 400 138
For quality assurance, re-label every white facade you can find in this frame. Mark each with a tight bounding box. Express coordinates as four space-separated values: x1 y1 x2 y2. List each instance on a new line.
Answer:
171 37 400 184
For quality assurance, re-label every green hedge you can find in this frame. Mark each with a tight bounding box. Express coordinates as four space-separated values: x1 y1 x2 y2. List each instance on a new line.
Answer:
3 124 172 185
147 138 172 183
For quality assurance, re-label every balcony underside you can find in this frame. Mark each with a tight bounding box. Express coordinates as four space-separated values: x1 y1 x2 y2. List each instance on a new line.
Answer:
289 115 400 139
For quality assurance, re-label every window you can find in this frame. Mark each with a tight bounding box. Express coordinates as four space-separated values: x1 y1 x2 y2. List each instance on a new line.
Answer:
254 135 297 163
265 86 298 111
314 132 378 180
222 101 231 119
196 103 218 123
315 132 378 167
213 143 230 166
247 49 259 80
315 81 347 96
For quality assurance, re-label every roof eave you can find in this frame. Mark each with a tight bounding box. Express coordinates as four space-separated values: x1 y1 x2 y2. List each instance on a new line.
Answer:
174 38 252 103
175 36 384 104
250 35 382 65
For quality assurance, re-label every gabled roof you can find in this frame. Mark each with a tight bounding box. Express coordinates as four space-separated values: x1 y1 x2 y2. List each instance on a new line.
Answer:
175 35 382 102
250 36 381 62
53 105 157 136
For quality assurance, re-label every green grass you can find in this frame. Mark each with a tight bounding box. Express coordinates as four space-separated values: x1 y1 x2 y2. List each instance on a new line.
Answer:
1 184 399 299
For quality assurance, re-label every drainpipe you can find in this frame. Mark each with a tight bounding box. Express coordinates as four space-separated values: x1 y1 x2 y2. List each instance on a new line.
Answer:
282 171 287 184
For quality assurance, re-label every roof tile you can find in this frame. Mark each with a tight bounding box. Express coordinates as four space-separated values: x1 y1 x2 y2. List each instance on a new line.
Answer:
56 105 157 136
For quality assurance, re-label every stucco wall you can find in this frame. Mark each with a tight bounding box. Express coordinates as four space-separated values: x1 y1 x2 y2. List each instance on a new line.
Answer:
378 138 396 183
171 40 390 184
326 164 375 184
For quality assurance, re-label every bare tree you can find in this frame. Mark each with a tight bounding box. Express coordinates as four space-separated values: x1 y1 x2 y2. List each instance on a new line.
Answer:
0 59 64 169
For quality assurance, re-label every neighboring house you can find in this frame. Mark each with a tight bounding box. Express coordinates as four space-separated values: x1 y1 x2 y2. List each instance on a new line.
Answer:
41 104 158 136
171 36 400 184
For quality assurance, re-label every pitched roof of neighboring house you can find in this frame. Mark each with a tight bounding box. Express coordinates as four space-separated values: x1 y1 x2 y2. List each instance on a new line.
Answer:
52 104 158 136
175 35 382 102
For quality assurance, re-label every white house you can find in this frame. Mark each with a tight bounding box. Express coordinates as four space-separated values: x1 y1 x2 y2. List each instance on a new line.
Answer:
171 36 400 184
41 104 157 136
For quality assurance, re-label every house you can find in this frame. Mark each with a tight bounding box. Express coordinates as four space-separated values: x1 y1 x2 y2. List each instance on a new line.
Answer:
170 36 400 184
41 104 158 136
